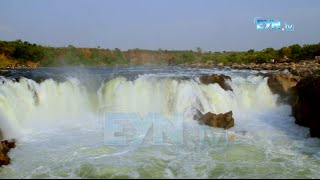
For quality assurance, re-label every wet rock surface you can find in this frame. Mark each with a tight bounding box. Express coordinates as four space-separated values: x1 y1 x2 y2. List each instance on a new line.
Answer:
258 73 301 102
199 74 233 91
0 139 16 167
196 111 234 129
258 73 320 138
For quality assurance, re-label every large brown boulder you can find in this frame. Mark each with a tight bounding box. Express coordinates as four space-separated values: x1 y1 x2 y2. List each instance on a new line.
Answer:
199 74 233 91
0 140 16 167
291 76 320 138
258 73 300 102
197 111 234 129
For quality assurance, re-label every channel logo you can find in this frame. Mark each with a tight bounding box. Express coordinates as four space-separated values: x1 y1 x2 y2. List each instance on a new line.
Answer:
254 17 294 32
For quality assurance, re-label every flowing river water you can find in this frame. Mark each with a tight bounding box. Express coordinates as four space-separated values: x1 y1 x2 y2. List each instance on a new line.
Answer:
0 66 319 178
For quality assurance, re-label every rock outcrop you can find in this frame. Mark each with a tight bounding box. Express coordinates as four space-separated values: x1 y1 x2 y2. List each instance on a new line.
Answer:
187 60 320 78
199 74 233 91
259 73 300 102
0 70 11 77
0 140 16 167
232 61 320 76
0 129 16 167
291 76 320 138
196 111 234 129
259 73 320 138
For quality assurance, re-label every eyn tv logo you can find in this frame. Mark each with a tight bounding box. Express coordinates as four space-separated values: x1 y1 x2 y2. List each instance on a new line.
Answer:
254 17 294 32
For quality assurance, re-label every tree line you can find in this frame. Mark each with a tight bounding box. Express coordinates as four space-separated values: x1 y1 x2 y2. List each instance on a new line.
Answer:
0 40 319 67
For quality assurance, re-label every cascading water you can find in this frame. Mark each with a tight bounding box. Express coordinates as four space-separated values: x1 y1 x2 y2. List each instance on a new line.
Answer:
0 67 319 178
97 75 277 118
0 77 94 138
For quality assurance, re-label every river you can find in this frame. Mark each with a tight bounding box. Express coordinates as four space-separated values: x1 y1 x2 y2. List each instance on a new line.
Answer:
0 66 319 178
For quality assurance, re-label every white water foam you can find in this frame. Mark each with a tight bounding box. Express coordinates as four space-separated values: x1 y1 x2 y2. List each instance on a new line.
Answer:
0 75 319 178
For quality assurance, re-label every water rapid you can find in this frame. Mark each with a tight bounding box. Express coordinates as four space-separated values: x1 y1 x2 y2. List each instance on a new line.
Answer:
0 67 319 178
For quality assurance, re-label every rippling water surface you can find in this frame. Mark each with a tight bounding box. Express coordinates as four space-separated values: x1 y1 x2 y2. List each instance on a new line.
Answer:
0 66 319 178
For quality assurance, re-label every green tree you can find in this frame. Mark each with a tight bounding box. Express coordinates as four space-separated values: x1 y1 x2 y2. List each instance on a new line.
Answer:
289 44 302 61
247 49 255 53
196 47 203 54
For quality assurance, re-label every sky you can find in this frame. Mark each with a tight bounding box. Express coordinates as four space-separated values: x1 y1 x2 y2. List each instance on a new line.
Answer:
0 0 320 51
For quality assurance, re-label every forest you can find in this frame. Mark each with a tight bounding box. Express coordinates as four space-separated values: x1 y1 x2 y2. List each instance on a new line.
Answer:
0 40 320 67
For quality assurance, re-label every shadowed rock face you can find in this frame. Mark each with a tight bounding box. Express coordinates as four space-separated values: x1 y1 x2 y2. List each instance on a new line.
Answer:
291 76 320 138
197 111 234 129
258 73 320 138
0 70 11 77
199 74 233 91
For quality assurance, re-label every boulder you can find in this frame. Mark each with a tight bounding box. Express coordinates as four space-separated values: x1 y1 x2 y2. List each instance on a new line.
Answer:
289 68 320 77
197 111 234 129
0 140 16 167
265 74 300 101
291 76 320 138
199 74 233 91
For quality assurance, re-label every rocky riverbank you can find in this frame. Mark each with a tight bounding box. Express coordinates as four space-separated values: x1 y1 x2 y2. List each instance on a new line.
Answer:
186 60 320 77
257 73 320 138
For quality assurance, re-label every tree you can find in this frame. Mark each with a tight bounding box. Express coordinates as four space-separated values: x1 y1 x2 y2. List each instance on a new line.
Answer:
15 39 22 44
196 47 203 54
255 53 270 64
247 49 255 53
226 53 238 63
175 51 195 64
111 48 128 65
289 44 302 61
278 47 292 59
68 45 76 49
263 48 275 54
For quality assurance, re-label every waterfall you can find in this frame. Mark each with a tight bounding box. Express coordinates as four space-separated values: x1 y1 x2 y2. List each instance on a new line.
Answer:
0 75 277 139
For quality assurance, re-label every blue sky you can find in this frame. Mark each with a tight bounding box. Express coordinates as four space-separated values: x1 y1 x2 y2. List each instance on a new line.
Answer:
0 0 320 51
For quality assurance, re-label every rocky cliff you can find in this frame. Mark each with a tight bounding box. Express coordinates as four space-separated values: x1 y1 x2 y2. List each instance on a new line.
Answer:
262 73 320 138
290 76 320 138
